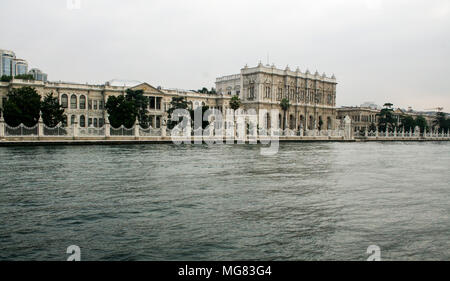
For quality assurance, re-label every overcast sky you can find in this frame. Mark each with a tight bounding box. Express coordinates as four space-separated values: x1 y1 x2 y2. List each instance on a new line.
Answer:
2 0 449 110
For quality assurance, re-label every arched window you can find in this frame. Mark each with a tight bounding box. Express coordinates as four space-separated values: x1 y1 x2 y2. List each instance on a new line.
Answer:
70 95 77 109
327 117 332 130
156 116 161 128
61 94 68 108
71 115 76 125
80 95 86 109
290 114 295 129
62 115 68 127
80 115 86 127
299 115 304 129
266 112 271 129
94 118 98 128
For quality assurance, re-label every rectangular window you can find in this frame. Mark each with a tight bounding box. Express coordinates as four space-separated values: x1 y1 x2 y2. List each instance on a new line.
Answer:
94 100 98 110
264 86 271 99
277 88 282 101
88 118 93 127
156 97 162 110
149 97 155 109
99 118 104 127
99 101 104 110
248 86 255 100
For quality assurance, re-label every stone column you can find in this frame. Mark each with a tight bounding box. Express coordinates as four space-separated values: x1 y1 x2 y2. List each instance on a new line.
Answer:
105 119 110 138
344 115 352 140
134 117 140 138
38 112 44 138
0 113 5 139
73 119 79 139
161 116 167 138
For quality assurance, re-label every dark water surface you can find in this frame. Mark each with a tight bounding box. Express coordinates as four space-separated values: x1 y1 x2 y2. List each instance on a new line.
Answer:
0 142 449 260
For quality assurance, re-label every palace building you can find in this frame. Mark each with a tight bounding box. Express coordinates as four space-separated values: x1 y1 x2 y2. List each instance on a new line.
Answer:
216 63 338 130
0 79 231 129
0 62 338 131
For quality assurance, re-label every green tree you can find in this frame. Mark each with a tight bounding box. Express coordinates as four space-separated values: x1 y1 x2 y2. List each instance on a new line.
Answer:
318 118 324 131
229 95 241 111
125 89 149 128
14 74 34 80
197 87 216 94
280 98 290 130
1 75 12 82
105 95 136 128
415 115 428 133
399 115 416 132
41 93 65 127
167 96 189 129
368 122 377 132
105 89 149 128
3 86 41 127
377 103 396 132
198 87 209 94
433 112 449 133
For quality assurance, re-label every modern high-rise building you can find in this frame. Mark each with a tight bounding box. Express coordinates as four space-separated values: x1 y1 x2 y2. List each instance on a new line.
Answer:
0 49 31 78
12 59 28 76
28 68 48 82
0 49 16 77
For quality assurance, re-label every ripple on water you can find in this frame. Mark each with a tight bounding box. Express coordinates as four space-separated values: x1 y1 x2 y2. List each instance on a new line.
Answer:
0 142 449 260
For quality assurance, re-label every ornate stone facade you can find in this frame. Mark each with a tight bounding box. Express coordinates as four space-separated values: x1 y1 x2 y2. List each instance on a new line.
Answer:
337 106 435 132
216 63 338 130
0 79 231 129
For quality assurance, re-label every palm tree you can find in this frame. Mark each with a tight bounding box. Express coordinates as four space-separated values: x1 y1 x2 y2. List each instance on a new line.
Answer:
280 98 290 130
229 95 241 137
